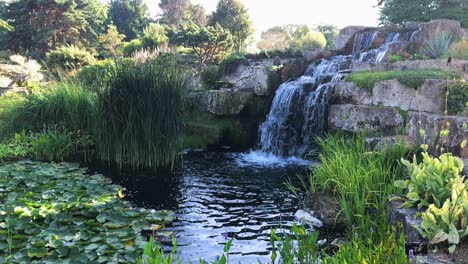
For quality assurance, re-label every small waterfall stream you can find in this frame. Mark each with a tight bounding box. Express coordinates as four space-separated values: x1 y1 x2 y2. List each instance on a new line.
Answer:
255 29 417 158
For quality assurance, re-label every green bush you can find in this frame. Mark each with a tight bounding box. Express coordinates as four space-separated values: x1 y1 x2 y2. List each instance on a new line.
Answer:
141 23 168 49
0 82 96 138
77 59 116 91
46 45 96 71
422 31 455 59
408 53 429 61
94 54 188 170
30 129 73 162
389 54 404 63
200 65 221 89
345 69 461 90
447 81 468 116
122 39 144 57
219 53 249 75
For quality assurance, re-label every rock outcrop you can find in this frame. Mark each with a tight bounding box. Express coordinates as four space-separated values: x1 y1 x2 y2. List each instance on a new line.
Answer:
221 64 270 96
328 104 404 136
409 19 465 50
188 90 254 116
334 26 368 50
333 79 448 113
406 112 468 157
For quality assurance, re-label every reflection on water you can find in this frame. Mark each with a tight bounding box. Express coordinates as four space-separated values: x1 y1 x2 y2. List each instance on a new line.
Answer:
118 151 321 263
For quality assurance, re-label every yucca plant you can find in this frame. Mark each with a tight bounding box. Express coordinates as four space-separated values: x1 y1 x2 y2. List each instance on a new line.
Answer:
94 54 188 171
422 31 455 59
0 82 96 139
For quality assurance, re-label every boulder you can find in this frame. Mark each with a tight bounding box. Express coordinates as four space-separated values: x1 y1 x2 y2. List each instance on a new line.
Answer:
406 112 468 156
333 79 447 113
293 210 323 228
410 19 463 51
328 104 404 136
334 26 367 50
221 64 270 96
332 81 373 105
386 198 425 245
188 90 254 116
280 59 308 82
372 79 446 113
304 192 346 231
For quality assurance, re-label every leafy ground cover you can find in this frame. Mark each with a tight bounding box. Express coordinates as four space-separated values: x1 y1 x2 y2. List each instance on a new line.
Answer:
0 161 173 263
345 69 461 90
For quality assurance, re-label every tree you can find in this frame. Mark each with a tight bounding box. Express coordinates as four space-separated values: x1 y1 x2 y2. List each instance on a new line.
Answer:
379 0 468 27
141 23 168 49
109 0 149 40
169 21 233 66
256 24 326 52
158 0 206 28
256 26 291 51
1 0 96 57
209 0 253 51
99 24 125 58
316 24 339 49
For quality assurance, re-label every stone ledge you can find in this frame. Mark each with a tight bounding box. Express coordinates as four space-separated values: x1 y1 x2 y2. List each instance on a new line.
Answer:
187 90 254 116
328 104 404 136
333 79 448 114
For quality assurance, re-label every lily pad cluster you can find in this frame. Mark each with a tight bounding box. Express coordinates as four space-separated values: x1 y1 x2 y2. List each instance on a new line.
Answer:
0 160 173 263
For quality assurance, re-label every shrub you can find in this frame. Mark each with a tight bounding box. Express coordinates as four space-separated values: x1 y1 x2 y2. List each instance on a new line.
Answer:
345 69 461 90
449 40 468 60
408 53 429 61
94 54 188 170
77 60 116 91
200 65 221 89
46 45 96 71
141 23 168 49
0 82 96 138
447 81 468 116
122 39 143 57
389 54 404 63
30 129 73 162
219 53 249 75
422 31 455 59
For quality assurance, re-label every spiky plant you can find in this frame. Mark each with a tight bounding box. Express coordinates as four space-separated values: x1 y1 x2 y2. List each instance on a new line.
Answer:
422 31 455 59
94 54 188 171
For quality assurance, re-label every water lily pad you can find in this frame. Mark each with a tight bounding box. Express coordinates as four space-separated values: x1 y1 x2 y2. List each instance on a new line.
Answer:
0 161 173 263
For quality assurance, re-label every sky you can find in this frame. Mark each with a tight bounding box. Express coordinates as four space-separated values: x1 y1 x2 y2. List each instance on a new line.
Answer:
146 0 380 37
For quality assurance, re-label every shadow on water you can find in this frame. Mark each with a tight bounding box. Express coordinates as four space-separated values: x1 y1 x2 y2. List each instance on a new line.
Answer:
87 151 339 263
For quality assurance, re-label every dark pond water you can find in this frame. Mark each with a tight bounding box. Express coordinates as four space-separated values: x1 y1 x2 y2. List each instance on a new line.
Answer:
111 151 326 263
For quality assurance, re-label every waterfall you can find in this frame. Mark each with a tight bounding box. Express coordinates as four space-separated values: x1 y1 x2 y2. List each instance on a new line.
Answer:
258 56 352 157
254 29 418 158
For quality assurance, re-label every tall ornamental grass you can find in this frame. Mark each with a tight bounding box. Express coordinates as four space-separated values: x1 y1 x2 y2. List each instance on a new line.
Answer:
0 82 95 139
311 134 409 231
94 54 188 170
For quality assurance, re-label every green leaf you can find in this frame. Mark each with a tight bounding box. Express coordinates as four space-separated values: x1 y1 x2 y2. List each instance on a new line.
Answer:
448 224 460 245
27 247 48 258
430 231 448 244
449 244 457 253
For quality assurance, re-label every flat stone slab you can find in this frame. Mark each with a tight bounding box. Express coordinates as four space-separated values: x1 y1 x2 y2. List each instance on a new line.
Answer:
328 104 404 136
334 79 448 113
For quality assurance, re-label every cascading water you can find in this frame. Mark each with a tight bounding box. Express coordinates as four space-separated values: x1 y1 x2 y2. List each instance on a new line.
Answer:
257 56 352 157
248 29 419 160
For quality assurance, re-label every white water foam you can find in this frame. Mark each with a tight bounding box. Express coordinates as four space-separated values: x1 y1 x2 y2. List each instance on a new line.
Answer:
235 151 312 167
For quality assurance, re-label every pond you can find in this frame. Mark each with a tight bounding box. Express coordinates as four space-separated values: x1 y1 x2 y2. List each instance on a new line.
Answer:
108 151 334 263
